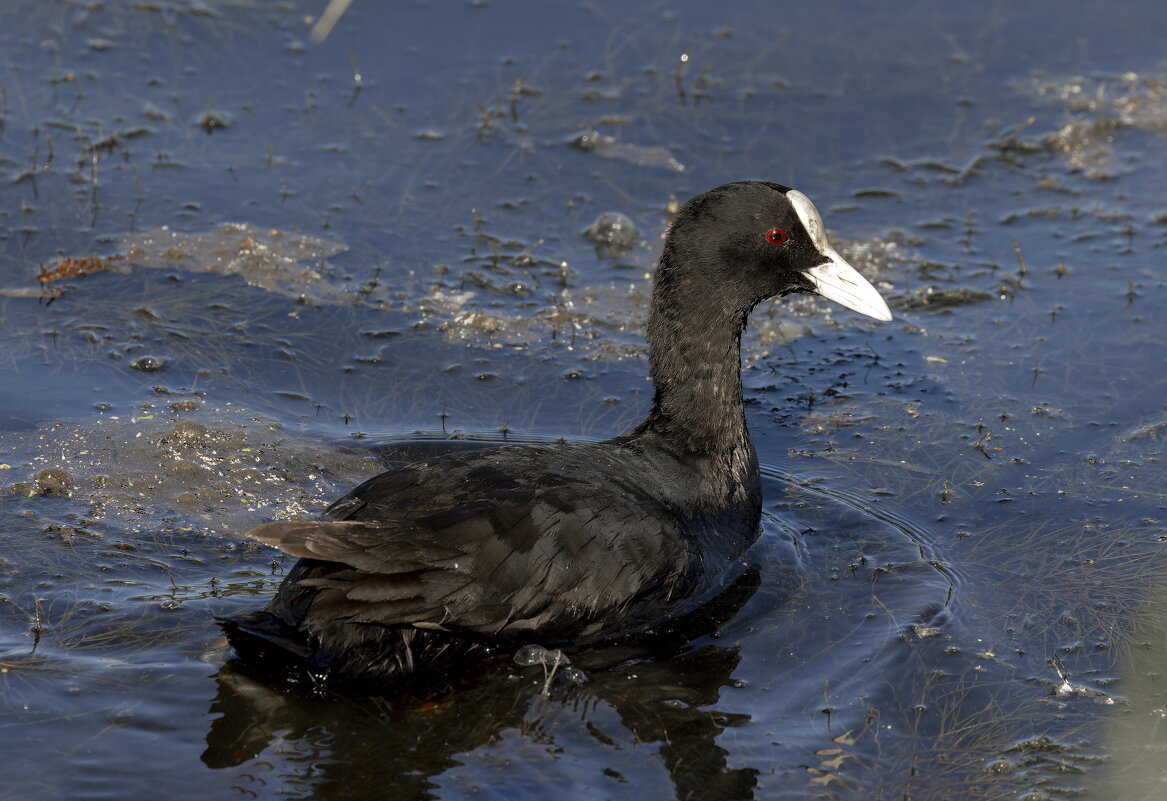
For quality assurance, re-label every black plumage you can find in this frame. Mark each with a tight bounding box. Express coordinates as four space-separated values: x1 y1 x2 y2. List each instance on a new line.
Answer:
221 181 891 684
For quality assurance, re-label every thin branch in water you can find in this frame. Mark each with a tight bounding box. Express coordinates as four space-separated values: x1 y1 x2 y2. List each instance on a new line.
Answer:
310 0 354 43
674 52 689 103
1011 238 1027 277
347 52 363 107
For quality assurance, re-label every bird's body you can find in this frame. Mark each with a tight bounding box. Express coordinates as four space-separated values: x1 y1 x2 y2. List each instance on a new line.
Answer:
222 181 891 684
226 432 758 681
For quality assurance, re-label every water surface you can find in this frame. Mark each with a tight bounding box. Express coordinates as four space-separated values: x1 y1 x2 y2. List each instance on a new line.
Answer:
2 1 1166 799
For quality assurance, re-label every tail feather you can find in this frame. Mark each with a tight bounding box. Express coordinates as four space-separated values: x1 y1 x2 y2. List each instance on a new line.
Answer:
219 611 312 675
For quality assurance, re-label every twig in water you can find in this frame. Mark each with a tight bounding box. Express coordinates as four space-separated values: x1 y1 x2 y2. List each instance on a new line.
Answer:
309 0 353 43
674 52 689 103
1011 238 1027 277
347 53 363 107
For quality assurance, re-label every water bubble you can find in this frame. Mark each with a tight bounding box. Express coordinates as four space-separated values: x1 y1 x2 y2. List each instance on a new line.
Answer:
561 667 587 685
130 355 167 373
583 212 640 259
513 644 547 666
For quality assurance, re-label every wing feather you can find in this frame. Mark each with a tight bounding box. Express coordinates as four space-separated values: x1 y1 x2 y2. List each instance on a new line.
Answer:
244 443 695 641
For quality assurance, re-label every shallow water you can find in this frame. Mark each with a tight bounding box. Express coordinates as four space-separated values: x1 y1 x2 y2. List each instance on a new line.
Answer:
2 1 1166 799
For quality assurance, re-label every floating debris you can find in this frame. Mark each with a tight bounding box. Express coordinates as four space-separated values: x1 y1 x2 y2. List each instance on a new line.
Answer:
37 255 128 285
0 403 381 536
121 223 347 302
1023 72 1167 177
17 467 76 498
897 287 994 311
195 109 234 133
569 129 684 171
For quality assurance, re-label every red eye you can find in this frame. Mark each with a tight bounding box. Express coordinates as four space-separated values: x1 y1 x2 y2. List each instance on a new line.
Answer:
766 228 787 245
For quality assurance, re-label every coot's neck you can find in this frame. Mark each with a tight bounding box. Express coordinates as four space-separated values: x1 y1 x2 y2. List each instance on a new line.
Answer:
639 264 754 460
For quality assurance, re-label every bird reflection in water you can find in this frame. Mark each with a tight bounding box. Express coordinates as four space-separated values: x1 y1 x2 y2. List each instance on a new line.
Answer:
204 565 766 801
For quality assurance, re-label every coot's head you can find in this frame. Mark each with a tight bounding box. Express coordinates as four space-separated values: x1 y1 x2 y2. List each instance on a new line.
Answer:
661 181 892 321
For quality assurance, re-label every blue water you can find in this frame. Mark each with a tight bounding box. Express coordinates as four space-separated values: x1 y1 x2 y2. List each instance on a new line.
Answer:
2 1 1166 798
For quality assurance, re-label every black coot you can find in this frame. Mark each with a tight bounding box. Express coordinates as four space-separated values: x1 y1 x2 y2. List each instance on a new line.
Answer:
222 181 892 684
